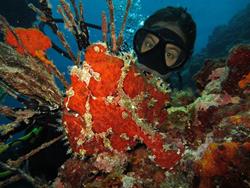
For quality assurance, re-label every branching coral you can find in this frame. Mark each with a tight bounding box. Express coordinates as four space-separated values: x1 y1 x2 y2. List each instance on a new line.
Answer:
3 26 68 88
0 42 62 106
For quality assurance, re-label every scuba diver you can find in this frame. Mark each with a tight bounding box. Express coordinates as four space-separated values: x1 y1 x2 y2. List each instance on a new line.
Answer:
133 6 196 88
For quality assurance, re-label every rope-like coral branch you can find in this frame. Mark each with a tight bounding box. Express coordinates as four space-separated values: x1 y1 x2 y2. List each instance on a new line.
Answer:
102 11 108 43
117 0 132 49
69 0 80 21
106 0 117 52
8 134 64 167
0 174 22 187
29 0 77 64
59 0 89 51
0 16 29 55
0 106 36 141
0 161 47 188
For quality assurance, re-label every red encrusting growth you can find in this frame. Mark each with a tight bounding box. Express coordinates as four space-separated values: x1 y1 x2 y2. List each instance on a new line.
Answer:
239 72 250 89
62 43 183 170
4 28 52 56
195 142 250 188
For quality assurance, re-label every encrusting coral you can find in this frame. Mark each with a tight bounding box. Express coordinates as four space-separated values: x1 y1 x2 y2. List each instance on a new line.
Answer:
4 28 52 56
3 27 69 88
194 142 250 188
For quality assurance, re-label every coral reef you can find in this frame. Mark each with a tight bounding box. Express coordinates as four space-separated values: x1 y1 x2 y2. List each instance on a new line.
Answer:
195 142 250 188
0 41 62 106
182 3 250 90
58 42 250 188
222 45 250 96
190 44 250 188
204 3 250 59
0 1 249 188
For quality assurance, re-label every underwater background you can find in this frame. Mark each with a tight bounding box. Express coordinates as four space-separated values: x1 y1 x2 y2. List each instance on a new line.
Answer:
0 0 250 187
1 0 250 86
48 0 250 76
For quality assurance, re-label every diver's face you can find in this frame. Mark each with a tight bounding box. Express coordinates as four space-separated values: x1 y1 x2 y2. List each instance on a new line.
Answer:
133 22 187 76
140 33 182 67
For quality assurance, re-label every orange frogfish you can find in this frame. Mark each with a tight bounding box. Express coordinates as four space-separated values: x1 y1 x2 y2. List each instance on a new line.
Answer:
62 43 184 170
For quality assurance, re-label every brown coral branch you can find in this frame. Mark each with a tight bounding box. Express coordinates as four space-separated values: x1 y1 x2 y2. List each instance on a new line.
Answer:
0 15 29 55
29 2 72 61
59 0 89 51
28 3 48 23
56 30 77 63
0 161 47 188
30 0 89 62
102 11 108 43
69 0 80 21
0 42 63 106
0 106 15 118
0 122 24 141
0 174 22 187
106 0 117 52
76 51 82 65
59 0 78 32
30 1 77 63
57 6 73 31
116 0 132 49
32 0 59 33
0 106 36 141
50 67 69 88
8 134 64 168
0 81 20 102
56 4 82 64
79 1 84 22
35 51 69 88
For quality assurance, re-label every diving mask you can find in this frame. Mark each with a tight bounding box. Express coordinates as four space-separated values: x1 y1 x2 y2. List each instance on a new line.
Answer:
133 27 188 75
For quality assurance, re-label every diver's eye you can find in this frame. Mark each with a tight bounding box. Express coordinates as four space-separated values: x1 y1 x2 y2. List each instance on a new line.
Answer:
166 52 176 59
165 44 181 67
165 51 179 67
140 34 159 53
145 40 154 49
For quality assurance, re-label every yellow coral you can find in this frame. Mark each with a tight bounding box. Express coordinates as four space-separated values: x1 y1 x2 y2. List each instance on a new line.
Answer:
229 115 243 125
197 142 238 177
